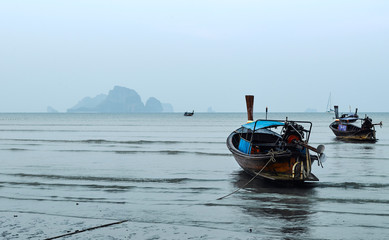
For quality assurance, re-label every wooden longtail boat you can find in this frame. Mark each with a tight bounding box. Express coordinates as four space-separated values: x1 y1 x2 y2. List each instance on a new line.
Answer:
184 110 194 116
226 96 325 182
329 105 382 142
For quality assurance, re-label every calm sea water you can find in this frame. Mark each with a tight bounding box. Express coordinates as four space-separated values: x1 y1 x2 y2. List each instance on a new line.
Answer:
0 112 388 239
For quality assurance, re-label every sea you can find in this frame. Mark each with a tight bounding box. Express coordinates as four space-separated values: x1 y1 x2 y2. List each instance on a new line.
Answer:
0 112 388 240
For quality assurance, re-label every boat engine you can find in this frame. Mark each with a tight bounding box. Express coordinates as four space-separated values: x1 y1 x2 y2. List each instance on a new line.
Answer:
282 122 305 144
362 117 373 129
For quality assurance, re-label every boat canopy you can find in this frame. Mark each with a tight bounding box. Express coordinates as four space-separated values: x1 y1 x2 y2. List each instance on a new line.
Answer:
339 117 359 122
242 120 284 131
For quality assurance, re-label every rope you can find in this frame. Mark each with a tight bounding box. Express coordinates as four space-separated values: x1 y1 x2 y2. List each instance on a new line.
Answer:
44 220 128 240
217 152 276 200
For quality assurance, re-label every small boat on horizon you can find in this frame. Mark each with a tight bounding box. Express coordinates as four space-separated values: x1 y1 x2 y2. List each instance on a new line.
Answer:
329 105 382 142
184 110 194 116
226 95 326 183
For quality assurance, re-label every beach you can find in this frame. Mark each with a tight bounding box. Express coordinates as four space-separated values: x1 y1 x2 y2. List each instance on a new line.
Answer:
1 112 389 239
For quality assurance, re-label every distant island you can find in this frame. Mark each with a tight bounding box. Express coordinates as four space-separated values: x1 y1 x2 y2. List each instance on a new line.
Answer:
67 86 174 113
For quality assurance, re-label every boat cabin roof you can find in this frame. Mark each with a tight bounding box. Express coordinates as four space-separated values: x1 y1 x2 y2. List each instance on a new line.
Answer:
242 120 284 131
240 119 313 142
339 116 359 122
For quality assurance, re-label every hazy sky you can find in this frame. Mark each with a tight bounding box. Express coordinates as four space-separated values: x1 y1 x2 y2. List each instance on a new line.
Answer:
1 0 388 112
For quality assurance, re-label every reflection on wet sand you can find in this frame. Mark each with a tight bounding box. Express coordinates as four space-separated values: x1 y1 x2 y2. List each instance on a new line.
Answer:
232 170 318 238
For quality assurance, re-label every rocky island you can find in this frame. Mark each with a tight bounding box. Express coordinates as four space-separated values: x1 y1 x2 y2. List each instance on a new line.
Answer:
67 86 173 113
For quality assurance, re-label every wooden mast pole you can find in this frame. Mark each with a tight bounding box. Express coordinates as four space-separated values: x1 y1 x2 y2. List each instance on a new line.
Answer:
245 95 254 123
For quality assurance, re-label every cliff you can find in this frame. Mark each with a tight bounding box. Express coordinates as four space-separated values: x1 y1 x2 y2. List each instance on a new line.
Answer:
67 86 173 113
97 86 144 113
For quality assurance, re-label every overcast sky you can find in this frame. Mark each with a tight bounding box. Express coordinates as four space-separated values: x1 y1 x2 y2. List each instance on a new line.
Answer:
1 0 388 112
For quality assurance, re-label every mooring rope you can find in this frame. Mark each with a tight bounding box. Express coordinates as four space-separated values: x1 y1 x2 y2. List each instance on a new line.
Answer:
217 152 277 200
44 220 128 240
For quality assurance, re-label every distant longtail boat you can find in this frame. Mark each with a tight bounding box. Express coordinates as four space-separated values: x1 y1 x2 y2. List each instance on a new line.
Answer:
184 110 194 116
329 105 382 142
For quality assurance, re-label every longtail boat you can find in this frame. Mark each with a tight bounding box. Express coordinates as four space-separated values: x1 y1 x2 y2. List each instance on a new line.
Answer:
329 105 382 142
184 110 194 116
226 95 325 182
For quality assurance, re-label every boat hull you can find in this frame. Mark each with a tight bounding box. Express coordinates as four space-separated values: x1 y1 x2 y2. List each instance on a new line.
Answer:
329 122 376 142
226 132 319 182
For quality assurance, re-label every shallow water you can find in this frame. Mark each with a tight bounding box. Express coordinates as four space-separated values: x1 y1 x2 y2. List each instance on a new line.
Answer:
0 112 388 239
